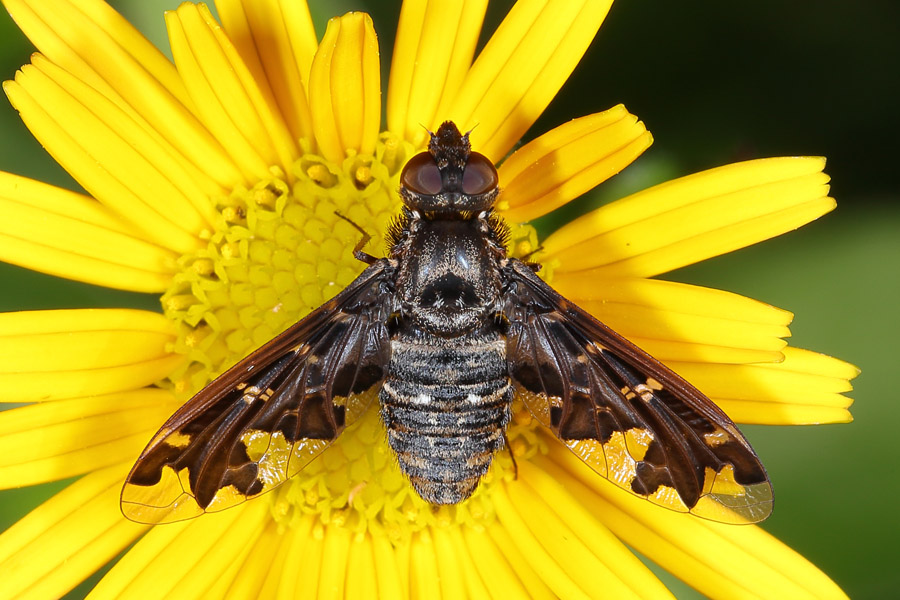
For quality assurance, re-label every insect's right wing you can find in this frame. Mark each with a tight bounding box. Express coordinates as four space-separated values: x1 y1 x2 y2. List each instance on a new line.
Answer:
502 259 773 524
121 260 395 524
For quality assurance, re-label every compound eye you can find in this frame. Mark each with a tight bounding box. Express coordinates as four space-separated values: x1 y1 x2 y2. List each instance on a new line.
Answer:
401 152 443 195
462 152 498 195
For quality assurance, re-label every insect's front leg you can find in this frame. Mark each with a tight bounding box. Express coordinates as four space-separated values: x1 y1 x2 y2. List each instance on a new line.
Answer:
335 212 378 265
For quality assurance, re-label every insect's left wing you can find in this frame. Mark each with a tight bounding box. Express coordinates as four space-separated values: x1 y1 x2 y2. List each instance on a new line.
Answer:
122 260 395 523
502 259 773 524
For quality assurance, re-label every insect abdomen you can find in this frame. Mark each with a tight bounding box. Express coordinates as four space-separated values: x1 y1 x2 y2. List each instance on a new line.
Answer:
380 329 511 504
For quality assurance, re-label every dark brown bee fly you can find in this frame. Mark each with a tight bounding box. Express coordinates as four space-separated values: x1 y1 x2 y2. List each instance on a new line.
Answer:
122 121 773 524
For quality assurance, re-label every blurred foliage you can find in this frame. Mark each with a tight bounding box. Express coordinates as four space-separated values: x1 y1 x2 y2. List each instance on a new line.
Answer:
0 1 896 598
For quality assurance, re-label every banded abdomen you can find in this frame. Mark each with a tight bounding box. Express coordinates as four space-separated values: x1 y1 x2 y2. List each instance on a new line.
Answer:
380 328 512 504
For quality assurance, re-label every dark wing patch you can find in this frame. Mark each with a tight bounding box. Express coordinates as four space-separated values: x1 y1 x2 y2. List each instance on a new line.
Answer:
502 259 773 524
121 260 394 524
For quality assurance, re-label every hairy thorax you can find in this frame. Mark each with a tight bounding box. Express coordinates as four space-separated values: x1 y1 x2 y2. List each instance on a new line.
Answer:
395 218 502 335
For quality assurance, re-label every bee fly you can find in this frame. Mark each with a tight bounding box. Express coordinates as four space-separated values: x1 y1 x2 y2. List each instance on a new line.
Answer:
122 122 773 524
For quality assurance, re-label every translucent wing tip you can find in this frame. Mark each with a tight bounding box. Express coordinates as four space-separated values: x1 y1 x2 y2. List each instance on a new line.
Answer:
693 480 775 524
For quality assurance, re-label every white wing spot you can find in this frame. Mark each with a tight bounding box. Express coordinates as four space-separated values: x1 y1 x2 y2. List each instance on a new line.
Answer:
646 377 664 391
704 429 731 447
633 384 654 402
242 386 262 404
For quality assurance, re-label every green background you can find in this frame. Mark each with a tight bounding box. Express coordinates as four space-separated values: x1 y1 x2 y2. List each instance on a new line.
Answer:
0 1 897 598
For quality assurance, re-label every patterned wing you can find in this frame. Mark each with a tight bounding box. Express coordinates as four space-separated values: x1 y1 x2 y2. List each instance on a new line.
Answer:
502 259 773 524
121 260 395 523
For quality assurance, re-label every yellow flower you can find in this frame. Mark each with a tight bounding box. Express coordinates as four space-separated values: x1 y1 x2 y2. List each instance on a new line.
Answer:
0 0 857 598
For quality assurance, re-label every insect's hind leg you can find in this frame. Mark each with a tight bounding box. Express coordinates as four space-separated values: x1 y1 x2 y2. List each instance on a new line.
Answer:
334 212 377 265
502 430 519 480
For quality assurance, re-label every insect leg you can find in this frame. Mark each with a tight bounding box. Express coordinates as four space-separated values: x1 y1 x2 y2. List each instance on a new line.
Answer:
503 430 519 480
334 212 377 264
519 245 544 271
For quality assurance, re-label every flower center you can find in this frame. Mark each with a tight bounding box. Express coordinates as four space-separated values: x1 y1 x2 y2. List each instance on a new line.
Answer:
162 132 544 540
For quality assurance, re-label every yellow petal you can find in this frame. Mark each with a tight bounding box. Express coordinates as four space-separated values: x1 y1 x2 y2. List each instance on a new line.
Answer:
499 106 652 223
29 54 219 228
459 526 533 599
91 499 270 599
4 72 204 255
493 483 642 600
0 389 179 487
166 4 298 181
3 0 189 105
309 12 382 163
432 523 488 598
317 524 352 600
671 347 857 425
289 520 325 600
215 520 285 600
444 0 613 161
223 517 302 599
504 471 674 599
541 449 848 599
372 531 405 599
0 309 175 371
432 527 469 599
0 463 148 600
346 533 379 600
207 530 260 600
387 0 488 148
0 172 176 292
491 487 590 600
410 529 441 599
394 536 412 596
554 277 791 364
544 157 835 278
217 0 317 148
0 309 183 402
446 524 496 598
515 466 675 600
486 522 557 599
3 0 244 191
